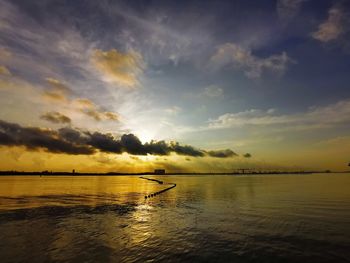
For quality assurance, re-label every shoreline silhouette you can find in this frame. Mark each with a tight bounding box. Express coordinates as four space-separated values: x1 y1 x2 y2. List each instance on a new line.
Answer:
0 170 348 176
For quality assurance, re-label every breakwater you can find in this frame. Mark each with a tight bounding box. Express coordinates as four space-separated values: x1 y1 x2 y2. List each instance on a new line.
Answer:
139 177 176 199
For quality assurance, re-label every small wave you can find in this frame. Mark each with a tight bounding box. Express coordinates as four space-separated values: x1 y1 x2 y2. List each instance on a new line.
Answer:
0 203 136 222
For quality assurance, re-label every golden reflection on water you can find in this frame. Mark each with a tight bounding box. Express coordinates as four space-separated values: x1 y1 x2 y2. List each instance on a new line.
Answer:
0 174 350 262
1 174 350 212
0 176 165 210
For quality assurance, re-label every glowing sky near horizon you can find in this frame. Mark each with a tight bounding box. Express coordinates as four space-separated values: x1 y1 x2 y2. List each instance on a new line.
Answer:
1 0 350 172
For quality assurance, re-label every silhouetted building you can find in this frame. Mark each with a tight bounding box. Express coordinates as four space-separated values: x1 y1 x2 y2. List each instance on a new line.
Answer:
154 169 165 175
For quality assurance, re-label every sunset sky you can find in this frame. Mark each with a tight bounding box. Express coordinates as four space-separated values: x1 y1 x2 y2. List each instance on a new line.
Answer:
1 0 350 172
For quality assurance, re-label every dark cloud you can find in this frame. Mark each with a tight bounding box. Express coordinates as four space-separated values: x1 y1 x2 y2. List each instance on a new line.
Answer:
243 153 252 158
206 149 238 158
58 127 84 143
40 111 71 124
145 140 171 156
0 120 238 158
88 132 123 153
0 120 94 154
169 142 205 157
120 134 146 155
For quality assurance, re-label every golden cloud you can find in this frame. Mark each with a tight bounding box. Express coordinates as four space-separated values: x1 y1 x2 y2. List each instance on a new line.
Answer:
42 78 72 102
91 49 144 88
0 48 12 60
42 90 68 102
0 65 11 75
45 78 72 94
40 111 71 124
82 109 120 122
103 111 119 121
74 98 119 121
75 98 95 108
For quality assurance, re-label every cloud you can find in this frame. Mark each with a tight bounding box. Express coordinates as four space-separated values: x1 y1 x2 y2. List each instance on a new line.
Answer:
207 99 350 130
40 95 120 123
210 43 293 78
102 3 214 67
277 0 308 24
202 85 223 98
0 119 238 158
312 4 348 42
82 109 120 122
165 106 182 115
315 135 350 148
0 48 12 60
0 0 95 84
40 112 71 124
42 91 68 102
83 109 103 121
75 98 120 122
75 98 95 108
168 141 205 157
45 78 72 94
103 112 119 121
42 78 72 102
206 149 238 158
0 120 93 154
243 153 252 158
91 49 144 88
208 108 286 128
0 66 11 75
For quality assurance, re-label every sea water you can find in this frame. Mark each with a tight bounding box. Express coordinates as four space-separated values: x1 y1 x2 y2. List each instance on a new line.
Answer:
0 174 349 262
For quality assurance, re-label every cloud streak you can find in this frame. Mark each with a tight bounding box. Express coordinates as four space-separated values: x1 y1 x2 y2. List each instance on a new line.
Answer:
207 99 350 130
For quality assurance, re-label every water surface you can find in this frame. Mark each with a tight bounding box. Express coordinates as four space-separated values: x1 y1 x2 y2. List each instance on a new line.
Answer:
0 174 349 262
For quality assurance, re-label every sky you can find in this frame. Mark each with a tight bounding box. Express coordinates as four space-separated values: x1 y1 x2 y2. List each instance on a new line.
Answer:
0 0 350 172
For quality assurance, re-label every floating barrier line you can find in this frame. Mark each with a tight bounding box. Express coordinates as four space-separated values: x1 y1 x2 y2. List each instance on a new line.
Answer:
139 176 176 199
139 176 163 184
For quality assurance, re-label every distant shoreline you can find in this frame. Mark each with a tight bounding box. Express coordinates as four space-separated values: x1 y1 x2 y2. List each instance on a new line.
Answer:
0 171 349 176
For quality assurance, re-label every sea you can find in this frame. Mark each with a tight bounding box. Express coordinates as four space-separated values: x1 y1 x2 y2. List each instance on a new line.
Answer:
0 173 349 262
